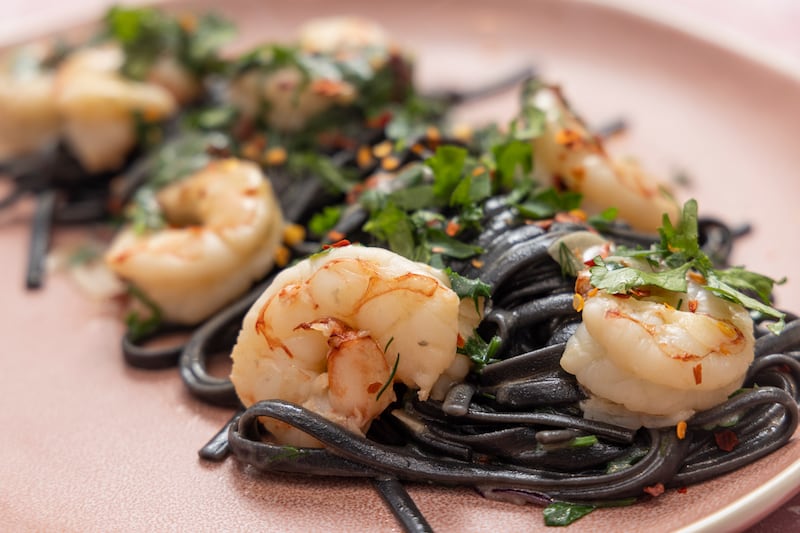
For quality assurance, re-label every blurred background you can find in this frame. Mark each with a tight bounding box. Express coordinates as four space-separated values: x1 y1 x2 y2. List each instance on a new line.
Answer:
3 0 800 75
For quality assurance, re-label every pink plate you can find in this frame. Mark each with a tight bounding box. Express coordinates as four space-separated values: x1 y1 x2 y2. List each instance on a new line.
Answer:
2 0 799 531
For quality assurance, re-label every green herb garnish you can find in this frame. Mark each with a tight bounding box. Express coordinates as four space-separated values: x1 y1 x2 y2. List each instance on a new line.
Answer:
376 353 400 401
124 285 163 341
458 331 501 367
590 199 786 333
543 498 637 527
104 6 234 79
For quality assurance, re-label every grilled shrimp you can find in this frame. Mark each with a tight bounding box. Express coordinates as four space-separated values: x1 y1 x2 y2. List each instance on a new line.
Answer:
105 158 284 324
298 16 389 56
227 17 391 132
0 47 60 159
561 280 755 428
54 46 177 172
230 244 483 447
530 85 680 233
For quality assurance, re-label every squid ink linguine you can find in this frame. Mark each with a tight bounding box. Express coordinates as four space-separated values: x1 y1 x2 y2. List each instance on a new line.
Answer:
4 5 798 530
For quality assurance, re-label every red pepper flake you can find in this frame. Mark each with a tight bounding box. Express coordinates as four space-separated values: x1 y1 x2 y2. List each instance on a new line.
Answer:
677 487 688 494
572 293 585 312
676 421 687 440
410 143 426 156
322 238 351 250
570 165 586 181
471 166 487 177
456 333 465 348
381 156 401 171
326 230 345 243
367 382 382 394
687 271 706 284
471 259 484 269
555 128 582 146
372 140 393 159
425 125 441 143
366 111 393 129
445 220 461 237
714 429 739 452
356 145 374 168
688 299 698 313
311 78 349 97
643 483 665 497
693 363 703 385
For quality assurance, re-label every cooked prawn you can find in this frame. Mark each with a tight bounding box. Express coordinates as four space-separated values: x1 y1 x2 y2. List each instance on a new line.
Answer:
561 280 755 428
54 46 177 172
530 85 680 233
298 16 389 57
105 158 284 324
227 17 392 132
0 46 60 159
230 244 483 447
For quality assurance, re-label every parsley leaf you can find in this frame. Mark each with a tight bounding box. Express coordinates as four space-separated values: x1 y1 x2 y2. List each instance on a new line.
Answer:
458 332 501 367
590 260 692 294
543 502 596 526
589 199 787 333
514 188 582 220
428 145 468 200
445 268 492 301
124 284 163 341
492 139 532 189
308 206 342 237
363 203 416 259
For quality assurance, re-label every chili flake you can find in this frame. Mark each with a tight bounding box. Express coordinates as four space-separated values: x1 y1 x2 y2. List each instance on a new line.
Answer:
283 224 306 246
381 156 401 171
643 483 665 497
676 421 687 440
693 363 703 385
714 429 739 452
573 293 585 312
274 245 290 267
264 146 287 166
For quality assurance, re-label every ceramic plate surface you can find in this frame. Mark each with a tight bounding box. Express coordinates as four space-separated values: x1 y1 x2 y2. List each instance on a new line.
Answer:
2 0 799 531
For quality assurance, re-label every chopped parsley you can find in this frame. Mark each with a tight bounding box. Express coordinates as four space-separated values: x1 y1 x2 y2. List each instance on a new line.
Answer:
590 199 786 333
543 498 637 527
103 6 235 79
458 331 501 367
124 284 163 341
